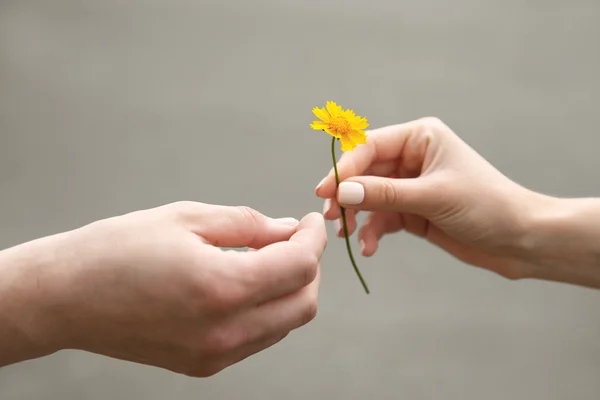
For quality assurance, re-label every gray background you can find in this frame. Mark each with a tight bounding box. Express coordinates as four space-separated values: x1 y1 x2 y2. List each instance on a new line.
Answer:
1 0 600 399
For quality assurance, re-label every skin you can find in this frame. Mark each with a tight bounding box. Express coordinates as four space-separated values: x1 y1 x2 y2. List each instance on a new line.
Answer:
3 116 599 378
317 117 600 289
0 202 327 377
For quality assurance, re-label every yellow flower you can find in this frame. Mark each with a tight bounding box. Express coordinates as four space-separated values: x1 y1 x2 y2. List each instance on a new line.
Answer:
310 101 369 151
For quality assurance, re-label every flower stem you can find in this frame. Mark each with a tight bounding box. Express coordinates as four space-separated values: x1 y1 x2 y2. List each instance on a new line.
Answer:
331 137 370 294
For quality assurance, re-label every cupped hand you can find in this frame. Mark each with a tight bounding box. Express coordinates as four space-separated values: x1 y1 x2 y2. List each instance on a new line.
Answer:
39 202 326 377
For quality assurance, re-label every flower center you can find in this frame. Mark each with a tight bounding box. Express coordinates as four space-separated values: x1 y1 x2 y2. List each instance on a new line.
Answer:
329 116 352 135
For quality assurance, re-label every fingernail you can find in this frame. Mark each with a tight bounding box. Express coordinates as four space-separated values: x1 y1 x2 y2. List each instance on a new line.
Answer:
334 219 342 235
276 217 299 226
360 239 366 253
338 182 365 205
322 199 331 215
315 177 326 192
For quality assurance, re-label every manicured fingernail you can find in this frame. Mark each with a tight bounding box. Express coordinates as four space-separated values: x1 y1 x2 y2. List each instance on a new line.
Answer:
360 239 366 253
322 199 331 215
276 217 299 226
315 177 326 192
334 219 342 235
338 182 365 205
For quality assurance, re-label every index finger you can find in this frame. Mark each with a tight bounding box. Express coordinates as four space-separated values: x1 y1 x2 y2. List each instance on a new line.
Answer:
315 122 418 199
236 212 327 305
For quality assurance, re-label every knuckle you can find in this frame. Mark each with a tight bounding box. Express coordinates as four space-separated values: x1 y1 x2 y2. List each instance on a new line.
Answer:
170 201 198 214
417 117 455 141
289 245 318 283
202 326 245 358
380 179 399 206
419 116 445 130
235 206 262 226
167 201 205 222
301 293 319 326
299 251 319 286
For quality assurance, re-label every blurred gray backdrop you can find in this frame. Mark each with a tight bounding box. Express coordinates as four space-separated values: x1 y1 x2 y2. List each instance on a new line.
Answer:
1 0 600 399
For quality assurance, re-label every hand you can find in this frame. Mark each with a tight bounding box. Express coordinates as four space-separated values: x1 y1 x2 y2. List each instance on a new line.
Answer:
0 202 326 376
315 117 545 280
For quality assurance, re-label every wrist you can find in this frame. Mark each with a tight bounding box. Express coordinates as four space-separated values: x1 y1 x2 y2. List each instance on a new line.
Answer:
514 194 600 288
0 232 75 366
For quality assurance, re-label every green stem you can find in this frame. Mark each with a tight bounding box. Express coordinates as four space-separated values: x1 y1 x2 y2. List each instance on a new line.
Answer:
331 137 370 294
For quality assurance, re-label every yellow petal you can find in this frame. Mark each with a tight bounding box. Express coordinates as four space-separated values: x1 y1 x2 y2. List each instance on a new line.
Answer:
324 127 342 139
312 106 330 122
349 116 369 130
343 109 356 119
326 101 343 117
349 129 367 145
340 130 367 151
340 135 357 151
310 121 329 131
339 139 355 151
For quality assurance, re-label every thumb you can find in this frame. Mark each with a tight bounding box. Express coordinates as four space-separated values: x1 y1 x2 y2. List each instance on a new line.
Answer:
183 203 299 248
336 176 438 216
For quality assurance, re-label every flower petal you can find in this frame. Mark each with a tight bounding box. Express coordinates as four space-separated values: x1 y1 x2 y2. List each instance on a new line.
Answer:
340 135 357 151
324 127 342 139
312 107 330 122
310 121 329 131
349 116 369 130
340 130 367 151
349 129 367 145
326 101 343 117
343 109 356 119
